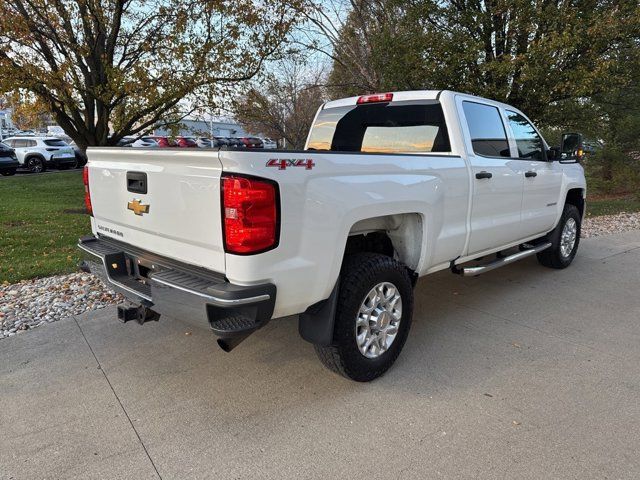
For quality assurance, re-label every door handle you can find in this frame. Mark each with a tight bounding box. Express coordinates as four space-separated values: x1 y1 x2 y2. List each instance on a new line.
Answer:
475 171 493 179
525 171 537 178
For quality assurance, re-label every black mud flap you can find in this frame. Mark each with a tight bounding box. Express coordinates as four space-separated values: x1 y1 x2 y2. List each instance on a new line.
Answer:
298 279 339 346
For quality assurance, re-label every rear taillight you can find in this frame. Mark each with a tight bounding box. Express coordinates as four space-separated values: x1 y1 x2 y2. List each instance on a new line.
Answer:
83 166 93 215
222 175 279 254
357 92 393 104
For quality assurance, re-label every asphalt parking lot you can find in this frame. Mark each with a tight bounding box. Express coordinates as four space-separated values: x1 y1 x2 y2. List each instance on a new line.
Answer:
1 230 639 479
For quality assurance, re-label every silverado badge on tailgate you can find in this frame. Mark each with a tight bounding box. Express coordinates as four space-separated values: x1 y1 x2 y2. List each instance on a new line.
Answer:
127 199 150 216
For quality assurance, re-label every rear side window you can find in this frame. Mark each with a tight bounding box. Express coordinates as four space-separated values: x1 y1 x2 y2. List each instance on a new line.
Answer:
44 139 68 147
13 139 28 148
462 101 510 157
506 111 545 161
306 101 450 153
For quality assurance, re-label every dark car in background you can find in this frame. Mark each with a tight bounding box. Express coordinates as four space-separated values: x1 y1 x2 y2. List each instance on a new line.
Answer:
240 137 264 149
176 137 198 148
215 137 230 148
0 142 19 176
225 137 245 148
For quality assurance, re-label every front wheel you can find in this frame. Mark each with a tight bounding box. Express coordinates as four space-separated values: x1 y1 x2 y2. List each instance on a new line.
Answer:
1 168 16 176
537 203 581 269
314 253 414 382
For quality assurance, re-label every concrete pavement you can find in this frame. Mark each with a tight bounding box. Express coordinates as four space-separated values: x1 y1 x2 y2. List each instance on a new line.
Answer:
1 231 640 479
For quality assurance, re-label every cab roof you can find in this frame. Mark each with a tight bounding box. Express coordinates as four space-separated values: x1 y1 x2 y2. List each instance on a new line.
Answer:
323 90 442 109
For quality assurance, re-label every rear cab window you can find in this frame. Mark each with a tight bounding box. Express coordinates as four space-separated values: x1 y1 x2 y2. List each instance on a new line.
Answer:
306 100 451 153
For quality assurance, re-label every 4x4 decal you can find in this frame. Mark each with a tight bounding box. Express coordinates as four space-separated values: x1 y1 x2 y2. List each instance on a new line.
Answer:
266 158 315 170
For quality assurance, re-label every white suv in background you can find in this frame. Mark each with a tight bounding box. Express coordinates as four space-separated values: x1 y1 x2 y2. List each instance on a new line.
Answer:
3 136 77 173
130 136 159 148
262 138 277 149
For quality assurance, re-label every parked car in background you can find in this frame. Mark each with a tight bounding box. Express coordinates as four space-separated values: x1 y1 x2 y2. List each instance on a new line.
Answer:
0 142 19 176
116 137 135 147
239 137 264 149
155 137 177 148
3 136 76 172
226 137 245 148
262 138 277 149
215 137 230 148
130 137 160 148
176 137 198 148
196 137 215 148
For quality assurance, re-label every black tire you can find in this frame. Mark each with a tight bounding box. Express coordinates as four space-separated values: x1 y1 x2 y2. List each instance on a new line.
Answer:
1 168 16 176
26 157 46 173
314 253 414 382
537 204 581 269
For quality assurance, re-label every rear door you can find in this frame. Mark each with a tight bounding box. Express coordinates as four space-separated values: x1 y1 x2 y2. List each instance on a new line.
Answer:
504 110 564 237
457 98 525 255
87 148 226 273
9 139 27 162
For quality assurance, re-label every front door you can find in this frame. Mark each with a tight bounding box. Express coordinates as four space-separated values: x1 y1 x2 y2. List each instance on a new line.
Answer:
504 110 564 238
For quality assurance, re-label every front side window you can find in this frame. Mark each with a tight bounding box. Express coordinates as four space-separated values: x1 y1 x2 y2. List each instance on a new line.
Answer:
506 111 545 161
462 101 510 157
306 101 450 153
26 140 37 147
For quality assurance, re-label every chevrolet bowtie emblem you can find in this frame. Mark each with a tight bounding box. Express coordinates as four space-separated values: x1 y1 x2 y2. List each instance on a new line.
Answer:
127 199 150 216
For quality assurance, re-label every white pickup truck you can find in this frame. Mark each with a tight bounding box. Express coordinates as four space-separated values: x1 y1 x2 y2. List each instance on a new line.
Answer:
79 90 586 381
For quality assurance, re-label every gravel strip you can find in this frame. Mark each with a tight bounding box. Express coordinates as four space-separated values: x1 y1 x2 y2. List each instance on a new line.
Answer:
582 212 640 238
1 212 639 340
0 273 122 339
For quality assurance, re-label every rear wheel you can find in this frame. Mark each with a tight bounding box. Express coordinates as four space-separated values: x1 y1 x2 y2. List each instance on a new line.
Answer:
1 168 16 176
314 253 414 382
537 203 581 269
26 157 46 173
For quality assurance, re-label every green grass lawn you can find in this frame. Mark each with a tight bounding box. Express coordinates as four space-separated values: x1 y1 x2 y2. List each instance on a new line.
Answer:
0 171 90 284
586 195 640 217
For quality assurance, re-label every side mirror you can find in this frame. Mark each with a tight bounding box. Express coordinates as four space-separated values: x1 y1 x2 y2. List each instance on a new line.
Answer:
559 133 583 163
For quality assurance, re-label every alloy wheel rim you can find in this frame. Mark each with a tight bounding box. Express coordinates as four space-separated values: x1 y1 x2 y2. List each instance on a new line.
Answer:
355 282 402 358
560 217 577 258
30 160 42 173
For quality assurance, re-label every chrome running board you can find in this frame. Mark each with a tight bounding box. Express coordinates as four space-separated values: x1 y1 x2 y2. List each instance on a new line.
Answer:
453 242 552 277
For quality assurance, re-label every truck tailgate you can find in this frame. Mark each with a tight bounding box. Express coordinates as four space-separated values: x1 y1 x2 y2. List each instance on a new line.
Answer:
86 148 225 273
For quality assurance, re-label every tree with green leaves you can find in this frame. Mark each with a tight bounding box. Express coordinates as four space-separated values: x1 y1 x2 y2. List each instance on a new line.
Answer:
0 0 303 150
326 0 640 125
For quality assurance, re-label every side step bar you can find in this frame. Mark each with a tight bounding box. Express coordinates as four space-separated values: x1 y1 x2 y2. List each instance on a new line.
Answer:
453 242 552 277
